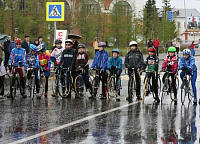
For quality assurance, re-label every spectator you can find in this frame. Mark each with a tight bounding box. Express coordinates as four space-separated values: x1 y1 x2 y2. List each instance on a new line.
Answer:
21 35 33 54
153 37 160 56
175 39 180 55
147 39 153 48
34 39 39 46
38 36 47 52
93 38 99 53
72 38 78 51
0 57 6 98
189 41 195 56
3 35 11 67
8 37 17 54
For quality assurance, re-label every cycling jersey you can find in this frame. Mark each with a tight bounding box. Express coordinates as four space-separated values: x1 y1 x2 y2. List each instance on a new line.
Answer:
75 52 89 69
59 48 77 68
9 48 27 67
26 52 40 68
162 55 178 74
51 47 65 66
38 53 50 71
178 56 197 71
143 55 159 72
91 50 109 70
107 57 123 74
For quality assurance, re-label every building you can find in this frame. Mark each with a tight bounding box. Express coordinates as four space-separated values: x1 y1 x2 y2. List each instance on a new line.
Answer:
173 8 200 42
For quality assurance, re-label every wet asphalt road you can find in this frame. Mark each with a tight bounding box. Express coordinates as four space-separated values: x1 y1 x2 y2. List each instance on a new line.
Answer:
1 56 200 144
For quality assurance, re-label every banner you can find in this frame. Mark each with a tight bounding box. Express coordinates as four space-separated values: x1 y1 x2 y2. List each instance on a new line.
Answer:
56 30 67 48
186 16 200 32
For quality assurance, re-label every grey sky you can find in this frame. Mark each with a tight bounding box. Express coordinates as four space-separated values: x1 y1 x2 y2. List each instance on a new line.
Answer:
154 0 200 11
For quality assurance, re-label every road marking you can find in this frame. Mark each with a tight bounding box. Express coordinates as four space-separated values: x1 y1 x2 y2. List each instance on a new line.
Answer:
8 97 151 144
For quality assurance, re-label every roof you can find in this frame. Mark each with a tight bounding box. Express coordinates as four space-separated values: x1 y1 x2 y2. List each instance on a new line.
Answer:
157 8 200 18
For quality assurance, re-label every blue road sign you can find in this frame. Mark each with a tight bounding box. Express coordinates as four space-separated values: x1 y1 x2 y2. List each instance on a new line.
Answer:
167 11 173 22
46 2 64 21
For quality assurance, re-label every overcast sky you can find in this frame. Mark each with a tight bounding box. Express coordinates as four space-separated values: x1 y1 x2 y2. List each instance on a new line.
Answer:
154 0 200 11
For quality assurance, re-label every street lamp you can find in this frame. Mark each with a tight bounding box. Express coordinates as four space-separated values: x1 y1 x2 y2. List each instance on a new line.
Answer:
184 0 187 31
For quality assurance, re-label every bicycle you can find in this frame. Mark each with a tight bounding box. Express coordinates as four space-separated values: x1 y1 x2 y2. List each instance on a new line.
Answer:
142 70 161 102
127 68 141 102
1 73 11 97
26 67 45 99
91 68 101 99
10 61 25 98
52 67 73 98
180 71 194 104
107 69 121 101
160 71 179 104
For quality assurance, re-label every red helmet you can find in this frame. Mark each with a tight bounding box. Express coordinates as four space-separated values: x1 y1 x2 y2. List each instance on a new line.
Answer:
15 38 22 44
148 47 156 52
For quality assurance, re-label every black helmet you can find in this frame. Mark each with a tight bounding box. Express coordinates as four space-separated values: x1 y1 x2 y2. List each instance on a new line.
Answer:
78 43 86 49
55 39 62 44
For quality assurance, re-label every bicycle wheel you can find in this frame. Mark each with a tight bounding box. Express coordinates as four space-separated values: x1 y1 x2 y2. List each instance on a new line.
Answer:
26 76 33 98
10 75 16 98
52 73 59 97
157 76 161 94
188 82 193 102
74 75 85 98
59 75 71 98
4 74 11 97
31 75 35 99
142 77 148 102
181 87 186 104
107 76 117 99
176 76 179 90
161 82 168 104
92 76 99 99
37 74 45 98
128 76 136 101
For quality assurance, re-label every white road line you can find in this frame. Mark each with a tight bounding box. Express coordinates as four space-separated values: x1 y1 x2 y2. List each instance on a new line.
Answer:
8 97 151 144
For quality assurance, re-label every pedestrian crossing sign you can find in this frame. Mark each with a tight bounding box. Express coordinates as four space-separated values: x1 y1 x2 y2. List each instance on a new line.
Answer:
46 2 64 21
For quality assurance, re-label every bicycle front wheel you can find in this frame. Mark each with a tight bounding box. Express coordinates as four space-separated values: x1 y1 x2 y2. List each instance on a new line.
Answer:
59 75 71 98
92 76 99 99
38 74 46 98
142 77 148 103
4 74 11 97
107 76 117 99
188 82 193 102
128 76 136 101
181 88 186 104
74 75 85 98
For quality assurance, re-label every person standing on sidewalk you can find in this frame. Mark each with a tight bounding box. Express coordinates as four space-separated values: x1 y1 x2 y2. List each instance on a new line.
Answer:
3 35 11 68
21 35 33 54
153 37 160 56
93 38 99 54
175 39 180 55
147 39 153 48
189 41 195 56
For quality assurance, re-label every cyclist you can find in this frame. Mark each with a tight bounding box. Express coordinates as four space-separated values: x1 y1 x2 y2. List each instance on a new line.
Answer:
125 41 144 101
143 47 160 102
8 38 27 98
178 49 197 104
0 57 6 98
59 39 77 98
50 39 64 66
91 42 109 99
161 47 178 103
107 49 122 99
26 44 40 98
37 44 50 98
75 44 92 97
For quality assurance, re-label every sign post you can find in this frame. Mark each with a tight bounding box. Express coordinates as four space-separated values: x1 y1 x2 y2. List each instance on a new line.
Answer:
46 2 65 41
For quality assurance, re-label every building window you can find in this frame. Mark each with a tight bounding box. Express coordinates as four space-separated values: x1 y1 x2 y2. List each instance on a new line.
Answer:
177 22 181 28
113 1 132 16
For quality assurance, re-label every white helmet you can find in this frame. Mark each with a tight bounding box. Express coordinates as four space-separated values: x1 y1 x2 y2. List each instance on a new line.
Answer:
183 49 191 55
65 39 73 44
129 41 137 47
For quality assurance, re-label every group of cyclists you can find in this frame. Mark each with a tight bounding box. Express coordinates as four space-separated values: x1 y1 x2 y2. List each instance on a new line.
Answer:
0 36 198 104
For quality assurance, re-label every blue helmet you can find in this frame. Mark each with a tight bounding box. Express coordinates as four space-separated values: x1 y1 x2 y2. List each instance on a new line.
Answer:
112 49 119 54
30 44 37 52
183 49 191 55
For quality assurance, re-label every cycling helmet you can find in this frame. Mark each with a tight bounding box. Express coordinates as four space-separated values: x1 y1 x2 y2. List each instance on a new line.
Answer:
129 41 137 47
15 38 22 44
112 49 120 54
65 39 73 44
37 44 44 52
183 49 191 55
148 47 156 52
78 43 86 49
168 47 176 52
98 42 106 47
30 44 37 52
55 39 62 44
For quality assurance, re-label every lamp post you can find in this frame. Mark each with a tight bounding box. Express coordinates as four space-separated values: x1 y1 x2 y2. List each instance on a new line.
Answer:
184 0 187 31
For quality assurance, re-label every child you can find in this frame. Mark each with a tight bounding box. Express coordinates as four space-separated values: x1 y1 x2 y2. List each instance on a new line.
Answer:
75 44 92 97
91 42 108 99
143 47 160 102
161 47 178 103
37 44 51 98
178 49 197 104
125 41 144 101
107 49 122 100
50 39 64 66
26 44 40 98
59 39 77 98
0 57 6 98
